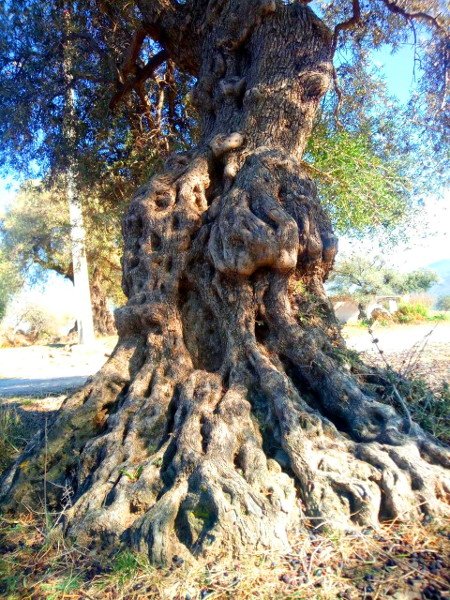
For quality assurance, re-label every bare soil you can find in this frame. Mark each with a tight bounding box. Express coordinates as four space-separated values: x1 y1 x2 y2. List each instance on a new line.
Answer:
0 336 117 428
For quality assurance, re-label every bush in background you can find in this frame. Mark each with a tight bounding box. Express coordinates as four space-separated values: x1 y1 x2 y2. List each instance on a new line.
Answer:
392 300 448 324
0 293 75 347
436 295 450 311
394 302 429 323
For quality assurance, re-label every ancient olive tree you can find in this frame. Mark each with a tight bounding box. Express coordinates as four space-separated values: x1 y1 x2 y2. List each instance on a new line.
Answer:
1 0 449 562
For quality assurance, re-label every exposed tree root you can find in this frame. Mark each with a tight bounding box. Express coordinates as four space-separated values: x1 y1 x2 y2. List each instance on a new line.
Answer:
1 146 449 563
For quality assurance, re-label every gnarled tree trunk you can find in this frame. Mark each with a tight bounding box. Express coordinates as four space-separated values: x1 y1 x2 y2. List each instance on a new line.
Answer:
1 1 449 563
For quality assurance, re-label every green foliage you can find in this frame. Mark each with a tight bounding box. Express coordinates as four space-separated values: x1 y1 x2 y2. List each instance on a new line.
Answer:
0 409 27 472
328 256 439 303
306 129 410 236
119 465 144 482
316 1 448 183
0 0 447 252
394 302 429 323
40 572 83 600
1 183 70 281
0 249 22 321
111 551 149 584
329 346 362 368
386 270 440 295
436 295 450 311
392 302 448 324
1 179 125 307
397 379 450 444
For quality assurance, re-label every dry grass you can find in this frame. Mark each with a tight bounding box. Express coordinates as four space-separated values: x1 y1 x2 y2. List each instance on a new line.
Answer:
1 510 449 599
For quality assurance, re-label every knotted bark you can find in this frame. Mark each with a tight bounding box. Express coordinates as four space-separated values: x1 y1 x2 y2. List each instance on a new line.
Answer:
1 1 449 564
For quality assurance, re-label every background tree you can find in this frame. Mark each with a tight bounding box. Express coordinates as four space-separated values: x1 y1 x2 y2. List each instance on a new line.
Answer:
328 256 439 305
1 181 124 335
436 295 450 311
0 249 22 321
1 0 449 564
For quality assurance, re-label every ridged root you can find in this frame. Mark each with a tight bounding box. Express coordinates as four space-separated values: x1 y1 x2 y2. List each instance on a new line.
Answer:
1 149 449 564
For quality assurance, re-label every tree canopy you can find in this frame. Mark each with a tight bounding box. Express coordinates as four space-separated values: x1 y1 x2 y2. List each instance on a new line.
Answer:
328 255 439 301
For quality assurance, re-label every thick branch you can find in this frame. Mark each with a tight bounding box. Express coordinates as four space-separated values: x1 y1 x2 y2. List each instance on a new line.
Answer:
137 0 203 74
117 27 147 84
109 50 168 109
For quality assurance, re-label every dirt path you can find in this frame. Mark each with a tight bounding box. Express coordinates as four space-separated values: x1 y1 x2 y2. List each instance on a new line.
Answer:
0 336 117 397
344 321 450 353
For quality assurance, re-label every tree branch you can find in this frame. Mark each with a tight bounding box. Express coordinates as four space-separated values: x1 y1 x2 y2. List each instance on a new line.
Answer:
332 0 362 53
117 27 147 84
379 0 448 111
136 0 202 74
109 49 168 109
379 0 445 33
330 1 362 126
66 33 106 58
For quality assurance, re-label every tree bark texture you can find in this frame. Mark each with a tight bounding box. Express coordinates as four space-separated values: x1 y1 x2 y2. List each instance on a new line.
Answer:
90 268 117 336
1 1 449 563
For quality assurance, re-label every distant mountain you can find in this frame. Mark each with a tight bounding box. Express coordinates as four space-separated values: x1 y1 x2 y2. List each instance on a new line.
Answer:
428 259 450 300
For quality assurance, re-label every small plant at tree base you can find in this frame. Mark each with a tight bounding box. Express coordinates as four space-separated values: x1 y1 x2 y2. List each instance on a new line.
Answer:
119 465 144 482
397 379 450 445
0 410 28 471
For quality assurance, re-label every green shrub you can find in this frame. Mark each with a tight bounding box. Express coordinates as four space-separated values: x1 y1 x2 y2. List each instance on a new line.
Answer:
396 379 450 444
394 302 429 323
428 312 449 322
436 295 450 311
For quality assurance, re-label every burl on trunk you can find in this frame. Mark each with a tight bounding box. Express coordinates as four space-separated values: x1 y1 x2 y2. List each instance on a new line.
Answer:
1 1 448 563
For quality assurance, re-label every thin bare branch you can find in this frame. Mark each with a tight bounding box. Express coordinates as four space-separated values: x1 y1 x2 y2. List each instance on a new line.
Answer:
332 0 362 53
378 1 448 112
379 0 446 33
